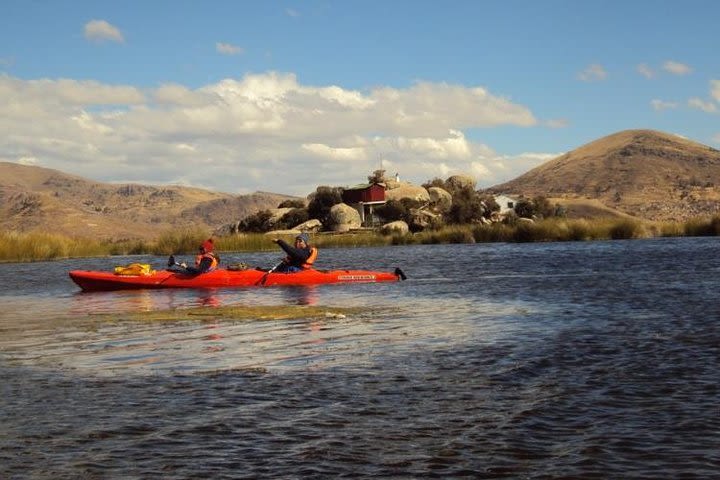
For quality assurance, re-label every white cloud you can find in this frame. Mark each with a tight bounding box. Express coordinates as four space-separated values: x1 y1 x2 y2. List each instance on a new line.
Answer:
286 8 300 17
651 99 678 111
393 130 471 159
470 162 492 178
216 42 244 55
484 152 560 185
83 20 124 43
545 118 569 129
636 63 655 79
18 156 38 166
301 143 367 161
0 72 543 195
663 60 692 76
578 64 607 82
154 83 217 106
710 80 720 102
713 133 720 144
688 98 717 113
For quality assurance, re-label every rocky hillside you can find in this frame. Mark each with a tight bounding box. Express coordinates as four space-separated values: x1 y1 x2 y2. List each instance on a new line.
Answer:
0 162 298 240
488 130 720 221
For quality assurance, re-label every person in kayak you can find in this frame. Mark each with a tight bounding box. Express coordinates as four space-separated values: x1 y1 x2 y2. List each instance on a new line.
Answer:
272 233 318 273
178 238 219 274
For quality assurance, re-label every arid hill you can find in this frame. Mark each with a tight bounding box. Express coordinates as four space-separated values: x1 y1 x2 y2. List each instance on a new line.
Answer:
488 129 720 221
0 162 298 240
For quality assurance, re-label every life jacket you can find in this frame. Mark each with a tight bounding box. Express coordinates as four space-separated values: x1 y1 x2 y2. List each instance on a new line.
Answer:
195 252 219 272
301 247 318 269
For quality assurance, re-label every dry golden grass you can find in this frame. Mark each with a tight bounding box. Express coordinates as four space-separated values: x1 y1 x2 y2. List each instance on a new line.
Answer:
0 231 107 262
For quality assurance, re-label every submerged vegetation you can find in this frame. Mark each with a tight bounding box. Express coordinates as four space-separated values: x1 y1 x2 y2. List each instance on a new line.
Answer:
2 215 720 263
102 304 371 323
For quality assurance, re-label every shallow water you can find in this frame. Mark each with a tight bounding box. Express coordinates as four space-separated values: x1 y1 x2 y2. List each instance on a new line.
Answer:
1 239 719 478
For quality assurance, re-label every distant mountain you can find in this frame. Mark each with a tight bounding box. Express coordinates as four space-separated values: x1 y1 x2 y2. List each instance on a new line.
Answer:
0 162 298 240
488 129 720 221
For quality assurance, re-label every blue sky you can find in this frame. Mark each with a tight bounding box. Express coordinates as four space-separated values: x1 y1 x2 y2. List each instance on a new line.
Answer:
2 1 719 195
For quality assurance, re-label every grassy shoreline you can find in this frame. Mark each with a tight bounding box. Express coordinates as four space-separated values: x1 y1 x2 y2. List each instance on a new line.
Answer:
2 216 719 263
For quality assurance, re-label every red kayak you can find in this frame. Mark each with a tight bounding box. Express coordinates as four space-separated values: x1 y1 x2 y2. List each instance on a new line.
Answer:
69 267 406 292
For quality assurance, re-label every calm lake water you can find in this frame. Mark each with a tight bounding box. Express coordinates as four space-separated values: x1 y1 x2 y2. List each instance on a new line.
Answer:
1 239 719 479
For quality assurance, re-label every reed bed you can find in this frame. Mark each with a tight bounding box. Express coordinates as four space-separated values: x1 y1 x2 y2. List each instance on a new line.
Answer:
394 218 653 245
216 231 391 252
0 231 107 262
682 215 720 236
3 215 720 263
152 228 210 255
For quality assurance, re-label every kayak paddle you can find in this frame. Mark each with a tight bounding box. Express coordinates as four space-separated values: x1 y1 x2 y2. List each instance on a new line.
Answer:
258 261 284 286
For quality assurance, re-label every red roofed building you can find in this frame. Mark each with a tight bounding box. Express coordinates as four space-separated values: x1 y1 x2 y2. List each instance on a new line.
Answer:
341 183 386 226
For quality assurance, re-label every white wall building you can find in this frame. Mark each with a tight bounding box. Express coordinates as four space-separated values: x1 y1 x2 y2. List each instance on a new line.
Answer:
494 195 519 215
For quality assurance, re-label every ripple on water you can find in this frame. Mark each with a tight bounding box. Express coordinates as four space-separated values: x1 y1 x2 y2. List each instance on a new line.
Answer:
2 240 720 478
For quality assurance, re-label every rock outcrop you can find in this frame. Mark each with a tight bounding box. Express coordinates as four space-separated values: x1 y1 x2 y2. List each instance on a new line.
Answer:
328 203 362 232
446 174 476 190
428 186 452 211
268 208 293 224
292 218 323 232
385 183 430 202
380 220 409 235
409 209 441 230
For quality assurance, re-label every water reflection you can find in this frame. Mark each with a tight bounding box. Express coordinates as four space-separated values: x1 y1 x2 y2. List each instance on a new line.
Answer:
66 285 321 316
280 286 319 305
68 288 228 316
202 321 225 352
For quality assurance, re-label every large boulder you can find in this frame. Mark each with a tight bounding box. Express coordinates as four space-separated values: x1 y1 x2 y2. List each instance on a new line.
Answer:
268 208 293 225
328 203 362 232
380 220 409 235
409 208 441 230
446 174 476 191
385 183 430 202
265 229 301 236
428 186 452 211
292 218 323 232
384 179 401 190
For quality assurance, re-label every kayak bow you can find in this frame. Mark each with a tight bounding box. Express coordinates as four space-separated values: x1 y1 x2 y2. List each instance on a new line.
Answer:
69 267 406 292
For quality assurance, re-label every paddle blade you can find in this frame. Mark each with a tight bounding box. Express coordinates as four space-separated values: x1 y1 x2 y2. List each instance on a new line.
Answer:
394 268 407 281
167 255 176 268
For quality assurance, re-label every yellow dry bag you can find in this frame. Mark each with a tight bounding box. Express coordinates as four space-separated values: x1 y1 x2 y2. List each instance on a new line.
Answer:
113 263 155 276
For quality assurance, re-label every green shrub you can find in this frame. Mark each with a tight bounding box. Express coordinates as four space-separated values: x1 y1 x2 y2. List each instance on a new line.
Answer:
238 210 274 233
277 208 309 229
307 186 343 226
376 198 422 224
514 199 535 219
447 186 487 224
277 199 306 208
421 177 447 190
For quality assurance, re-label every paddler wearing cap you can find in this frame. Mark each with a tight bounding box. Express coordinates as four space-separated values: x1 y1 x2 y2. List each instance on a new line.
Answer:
178 238 219 274
272 233 318 273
